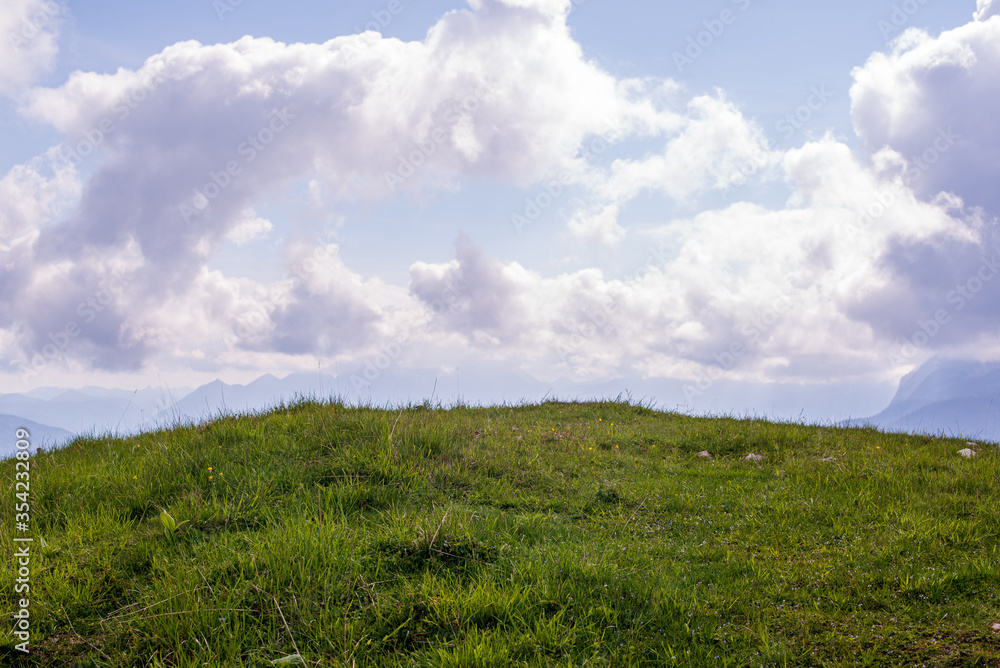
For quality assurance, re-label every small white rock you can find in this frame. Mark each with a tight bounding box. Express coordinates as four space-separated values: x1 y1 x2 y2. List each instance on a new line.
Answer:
958 448 977 458
696 450 712 458
744 453 763 462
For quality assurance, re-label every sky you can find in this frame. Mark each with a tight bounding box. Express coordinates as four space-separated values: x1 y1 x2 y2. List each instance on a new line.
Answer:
1 0 998 419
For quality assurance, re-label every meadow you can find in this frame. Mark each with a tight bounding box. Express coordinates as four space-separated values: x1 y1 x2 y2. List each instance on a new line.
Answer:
1 399 998 666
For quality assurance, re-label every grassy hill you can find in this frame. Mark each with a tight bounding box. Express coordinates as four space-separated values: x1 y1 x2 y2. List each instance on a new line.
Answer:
2 400 999 667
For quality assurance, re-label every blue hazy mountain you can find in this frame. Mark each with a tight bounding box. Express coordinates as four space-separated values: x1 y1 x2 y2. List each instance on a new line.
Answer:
853 357 1000 442
145 365 554 426
0 415 74 459
0 385 190 435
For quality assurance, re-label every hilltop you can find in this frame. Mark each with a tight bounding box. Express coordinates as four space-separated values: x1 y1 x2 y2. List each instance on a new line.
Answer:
2 400 998 667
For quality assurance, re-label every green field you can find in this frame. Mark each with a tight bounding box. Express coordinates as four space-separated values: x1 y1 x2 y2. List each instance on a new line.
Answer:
2 400 999 666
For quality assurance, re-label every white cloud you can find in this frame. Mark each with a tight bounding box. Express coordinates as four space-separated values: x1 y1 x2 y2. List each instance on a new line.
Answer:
975 0 1000 21
846 13 1000 367
559 93 779 247
407 136 983 385
605 94 779 203
850 17 1000 217
0 0 62 96
0 147 78 250
225 210 272 245
566 203 625 247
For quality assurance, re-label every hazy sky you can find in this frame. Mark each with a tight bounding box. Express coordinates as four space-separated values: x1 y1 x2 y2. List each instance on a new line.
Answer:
1 0 998 415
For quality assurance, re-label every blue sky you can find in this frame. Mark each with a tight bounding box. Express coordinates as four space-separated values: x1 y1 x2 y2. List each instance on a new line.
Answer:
1 0 998 419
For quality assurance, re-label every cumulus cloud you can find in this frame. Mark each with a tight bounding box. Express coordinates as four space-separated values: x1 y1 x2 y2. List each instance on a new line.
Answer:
600 94 779 204
407 130 988 386
411 234 531 346
975 0 1000 21
850 17 1000 217
3 0 999 389
533 91 779 249
847 12 1000 370
4 0 641 374
410 235 624 377
225 210 272 246
257 241 411 357
560 93 779 247
0 0 62 96
0 147 77 250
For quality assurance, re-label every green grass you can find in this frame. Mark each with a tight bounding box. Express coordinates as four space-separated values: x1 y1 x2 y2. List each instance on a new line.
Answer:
2 399 999 667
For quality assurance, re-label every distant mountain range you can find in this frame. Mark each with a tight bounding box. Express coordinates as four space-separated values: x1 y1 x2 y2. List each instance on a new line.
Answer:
0 363 556 457
3 356 996 460
0 385 191 436
0 415 73 459
851 357 1000 442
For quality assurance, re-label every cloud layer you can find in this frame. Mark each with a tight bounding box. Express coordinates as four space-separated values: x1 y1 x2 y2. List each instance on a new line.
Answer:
2 0 999 392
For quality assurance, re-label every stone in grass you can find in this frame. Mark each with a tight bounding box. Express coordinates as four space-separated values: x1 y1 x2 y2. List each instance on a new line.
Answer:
696 450 712 458
967 440 999 454
991 622 1000 632
744 453 763 462
958 448 977 459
